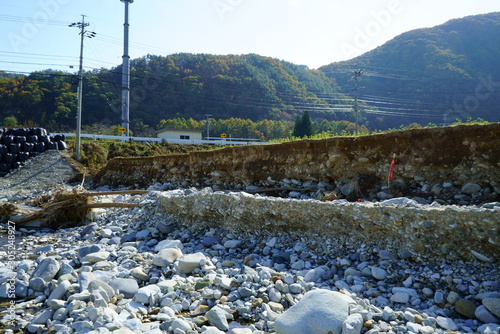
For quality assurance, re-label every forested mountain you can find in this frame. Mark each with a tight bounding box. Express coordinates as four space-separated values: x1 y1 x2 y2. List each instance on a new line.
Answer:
0 54 343 133
1 12 499 133
320 12 500 129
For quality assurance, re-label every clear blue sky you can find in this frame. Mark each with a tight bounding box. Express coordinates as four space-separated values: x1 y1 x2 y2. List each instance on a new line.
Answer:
1 0 498 74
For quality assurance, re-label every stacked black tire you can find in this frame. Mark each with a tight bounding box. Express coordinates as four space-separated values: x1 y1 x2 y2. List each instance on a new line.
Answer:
0 127 67 177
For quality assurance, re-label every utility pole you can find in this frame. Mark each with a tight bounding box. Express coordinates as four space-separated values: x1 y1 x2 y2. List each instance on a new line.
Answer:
352 69 363 134
121 0 133 137
205 114 212 139
69 16 96 160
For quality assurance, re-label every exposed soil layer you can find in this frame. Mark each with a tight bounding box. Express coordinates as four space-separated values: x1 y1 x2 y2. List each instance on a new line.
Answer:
96 124 500 204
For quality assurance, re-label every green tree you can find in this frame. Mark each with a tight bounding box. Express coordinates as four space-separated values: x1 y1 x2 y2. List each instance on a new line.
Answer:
292 115 302 137
292 110 314 138
2 116 19 128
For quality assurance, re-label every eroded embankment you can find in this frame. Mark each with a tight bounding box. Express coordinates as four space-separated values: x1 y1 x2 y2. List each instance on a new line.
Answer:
96 124 500 201
154 190 499 262
95 124 500 262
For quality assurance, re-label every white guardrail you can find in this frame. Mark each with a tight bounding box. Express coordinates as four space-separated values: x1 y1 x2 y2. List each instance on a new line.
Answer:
52 133 266 146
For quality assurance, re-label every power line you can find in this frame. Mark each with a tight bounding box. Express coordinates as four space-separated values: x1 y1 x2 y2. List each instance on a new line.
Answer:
0 14 70 27
1 53 498 123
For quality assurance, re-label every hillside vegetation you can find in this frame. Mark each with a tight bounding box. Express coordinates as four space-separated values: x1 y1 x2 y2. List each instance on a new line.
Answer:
0 54 343 133
0 12 499 133
320 12 500 129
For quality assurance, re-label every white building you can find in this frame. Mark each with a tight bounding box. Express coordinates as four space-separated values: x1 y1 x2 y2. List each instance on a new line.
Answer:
156 128 204 141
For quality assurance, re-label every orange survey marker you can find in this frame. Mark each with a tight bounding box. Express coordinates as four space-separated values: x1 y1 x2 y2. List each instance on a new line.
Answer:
388 153 396 182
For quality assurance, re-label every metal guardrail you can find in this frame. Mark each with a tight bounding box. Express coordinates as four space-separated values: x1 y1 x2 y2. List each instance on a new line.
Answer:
52 133 265 146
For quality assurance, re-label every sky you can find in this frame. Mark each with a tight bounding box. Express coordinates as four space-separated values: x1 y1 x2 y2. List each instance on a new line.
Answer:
1 0 499 75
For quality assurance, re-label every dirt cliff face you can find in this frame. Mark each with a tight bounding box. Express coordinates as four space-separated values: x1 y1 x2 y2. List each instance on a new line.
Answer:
96 124 500 202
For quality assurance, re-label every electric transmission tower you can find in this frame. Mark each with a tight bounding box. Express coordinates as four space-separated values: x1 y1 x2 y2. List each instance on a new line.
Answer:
69 15 96 160
120 0 134 137
352 69 363 134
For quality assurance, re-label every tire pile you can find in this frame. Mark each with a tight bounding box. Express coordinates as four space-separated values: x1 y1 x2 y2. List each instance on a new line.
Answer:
0 127 67 177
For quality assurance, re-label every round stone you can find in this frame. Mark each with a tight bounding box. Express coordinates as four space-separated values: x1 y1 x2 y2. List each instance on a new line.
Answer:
483 298 500 318
455 299 477 319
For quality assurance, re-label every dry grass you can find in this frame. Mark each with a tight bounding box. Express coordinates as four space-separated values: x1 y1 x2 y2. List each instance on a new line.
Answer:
0 202 18 223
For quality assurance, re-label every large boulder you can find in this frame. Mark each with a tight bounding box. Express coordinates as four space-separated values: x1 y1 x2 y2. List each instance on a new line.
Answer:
109 278 139 299
31 257 60 283
274 289 354 334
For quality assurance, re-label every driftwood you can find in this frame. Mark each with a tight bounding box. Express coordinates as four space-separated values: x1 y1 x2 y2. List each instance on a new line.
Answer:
12 189 147 228
243 187 315 193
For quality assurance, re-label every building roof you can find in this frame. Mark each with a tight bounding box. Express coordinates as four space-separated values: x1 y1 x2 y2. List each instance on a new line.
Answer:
156 128 204 134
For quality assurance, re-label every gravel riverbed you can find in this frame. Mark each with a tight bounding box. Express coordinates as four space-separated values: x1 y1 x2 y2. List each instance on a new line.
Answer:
0 151 499 334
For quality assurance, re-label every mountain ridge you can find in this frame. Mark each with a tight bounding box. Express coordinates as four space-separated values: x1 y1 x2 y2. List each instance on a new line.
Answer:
1 12 499 132
319 11 500 128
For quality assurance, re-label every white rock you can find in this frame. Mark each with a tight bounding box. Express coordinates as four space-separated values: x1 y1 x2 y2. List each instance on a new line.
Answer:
475 305 500 324
471 250 493 263
157 280 177 292
78 271 96 291
371 266 387 280
155 239 184 252
303 267 324 282
84 251 110 263
178 252 207 274
436 316 458 331
274 289 354 334
390 292 410 304
228 328 253 334
219 277 233 290
109 278 139 299
403 276 413 287
406 322 423 334
224 240 243 249
477 324 500 334
202 327 226 334
342 313 364 334
134 285 161 305
100 229 113 238
32 257 60 283
380 197 418 206
266 237 277 247
31 309 54 324
483 298 500 318
48 280 71 301
392 287 418 297
289 283 302 294
125 301 148 315
152 248 183 267
446 291 460 304
262 303 279 321
206 306 231 331
135 229 150 240
171 318 192 331
291 260 305 270
123 318 142 332
130 267 149 281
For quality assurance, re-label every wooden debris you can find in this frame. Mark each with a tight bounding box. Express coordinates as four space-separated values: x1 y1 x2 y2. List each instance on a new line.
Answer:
322 192 340 201
12 189 146 229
